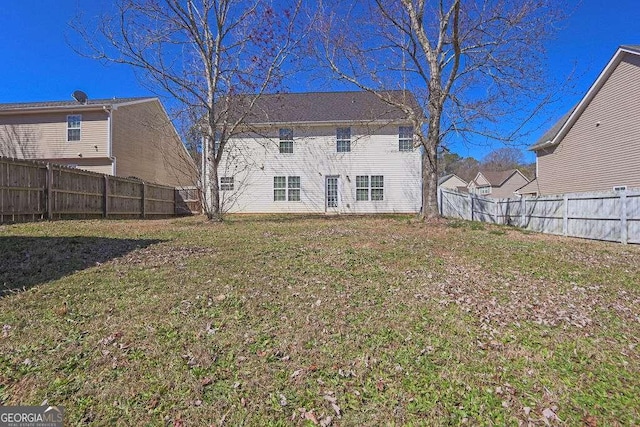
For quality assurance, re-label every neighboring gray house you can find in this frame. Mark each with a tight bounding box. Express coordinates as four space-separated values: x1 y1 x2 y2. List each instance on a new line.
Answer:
525 45 640 196
468 169 530 198
201 91 423 214
438 174 468 192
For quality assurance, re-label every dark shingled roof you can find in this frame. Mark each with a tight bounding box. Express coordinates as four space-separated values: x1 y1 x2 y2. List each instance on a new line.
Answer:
0 97 155 111
529 105 578 151
621 45 640 53
238 90 418 124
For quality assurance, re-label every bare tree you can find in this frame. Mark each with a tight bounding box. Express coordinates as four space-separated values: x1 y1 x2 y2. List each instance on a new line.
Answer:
72 0 303 220
314 0 566 219
481 147 524 172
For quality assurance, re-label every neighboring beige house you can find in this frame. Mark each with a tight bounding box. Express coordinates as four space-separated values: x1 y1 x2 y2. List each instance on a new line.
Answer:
468 169 530 198
201 91 422 214
0 96 197 188
438 174 468 192
526 45 640 196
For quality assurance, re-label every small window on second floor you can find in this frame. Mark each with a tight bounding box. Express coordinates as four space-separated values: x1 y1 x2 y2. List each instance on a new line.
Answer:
337 127 351 152
399 126 413 152
67 115 81 141
279 128 293 154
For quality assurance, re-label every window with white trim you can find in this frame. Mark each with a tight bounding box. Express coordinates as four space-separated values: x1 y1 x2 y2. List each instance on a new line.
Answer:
356 175 384 201
336 127 351 152
479 186 491 195
279 128 293 154
220 176 234 191
67 115 81 141
274 176 301 201
399 126 413 152
356 176 369 201
371 175 384 200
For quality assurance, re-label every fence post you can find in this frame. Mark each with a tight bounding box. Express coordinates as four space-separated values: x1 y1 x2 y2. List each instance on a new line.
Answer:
141 182 146 219
438 187 442 216
46 163 53 220
468 193 473 221
520 197 526 228
103 175 109 218
495 199 500 224
620 191 628 244
174 189 179 216
562 194 569 236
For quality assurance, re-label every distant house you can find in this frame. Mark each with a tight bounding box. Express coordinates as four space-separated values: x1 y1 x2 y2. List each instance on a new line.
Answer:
438 174 468 192
0 96 197 188
468 169 530 198
525 45 640 196
201 91 422 214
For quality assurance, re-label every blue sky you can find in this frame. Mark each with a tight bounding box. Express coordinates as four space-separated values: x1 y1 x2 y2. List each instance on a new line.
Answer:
1 1 639 162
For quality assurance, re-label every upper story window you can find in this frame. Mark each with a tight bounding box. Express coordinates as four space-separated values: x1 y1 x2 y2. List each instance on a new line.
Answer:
279 128 294 154
336 127 351 152
67 115 82 141
399 126 413 152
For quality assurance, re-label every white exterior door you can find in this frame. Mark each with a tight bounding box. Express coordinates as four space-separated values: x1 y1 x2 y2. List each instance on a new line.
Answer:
325 175 339 212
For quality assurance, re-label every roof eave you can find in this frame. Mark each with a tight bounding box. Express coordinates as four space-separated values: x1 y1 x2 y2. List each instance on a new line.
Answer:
543 46 638 148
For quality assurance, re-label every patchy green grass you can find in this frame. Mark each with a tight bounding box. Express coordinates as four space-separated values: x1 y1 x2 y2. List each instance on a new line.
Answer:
1 215 639 426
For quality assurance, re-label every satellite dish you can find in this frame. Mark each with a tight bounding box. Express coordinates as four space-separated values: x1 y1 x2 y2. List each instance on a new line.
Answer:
72 90 88 104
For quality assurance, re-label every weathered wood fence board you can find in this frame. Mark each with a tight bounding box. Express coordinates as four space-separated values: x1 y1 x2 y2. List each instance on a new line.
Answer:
0 157 195 223
438 187 640 245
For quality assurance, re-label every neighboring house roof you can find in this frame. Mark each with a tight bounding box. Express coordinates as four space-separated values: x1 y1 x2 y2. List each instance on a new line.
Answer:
236 90 420 124
475 169 528 187
438 174 463 185
0 97 156 114
529 45 640 151
516 178 540 195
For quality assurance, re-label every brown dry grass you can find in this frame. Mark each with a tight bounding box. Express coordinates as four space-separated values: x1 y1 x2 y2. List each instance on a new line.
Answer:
1 215 639 426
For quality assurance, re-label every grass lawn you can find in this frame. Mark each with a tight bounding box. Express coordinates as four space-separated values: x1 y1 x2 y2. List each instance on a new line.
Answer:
0 215 639 426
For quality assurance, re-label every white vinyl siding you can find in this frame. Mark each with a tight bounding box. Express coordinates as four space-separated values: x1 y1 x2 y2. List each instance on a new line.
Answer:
217 124 421 214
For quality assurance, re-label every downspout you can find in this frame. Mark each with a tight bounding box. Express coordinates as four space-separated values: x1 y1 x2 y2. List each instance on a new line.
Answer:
104 105 117 175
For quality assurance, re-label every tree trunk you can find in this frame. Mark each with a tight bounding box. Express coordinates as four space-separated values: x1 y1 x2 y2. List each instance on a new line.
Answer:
207 161 222 221
421 142 439 219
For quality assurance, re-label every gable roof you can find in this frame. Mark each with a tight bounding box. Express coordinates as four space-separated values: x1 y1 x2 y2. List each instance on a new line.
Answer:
438 173 467 186
529 45 640 151
237 90 419 124
0 97 156 114
474 169 528 187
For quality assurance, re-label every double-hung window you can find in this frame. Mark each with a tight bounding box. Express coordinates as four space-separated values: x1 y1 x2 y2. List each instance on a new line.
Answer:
356 175 384 201
279 128 294 154
274 176 301 201
67 115 81 141
399 126 413 152
336 127 351 152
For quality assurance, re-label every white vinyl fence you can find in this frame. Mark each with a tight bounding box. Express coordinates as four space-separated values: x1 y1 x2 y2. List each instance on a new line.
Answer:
438 187 640 244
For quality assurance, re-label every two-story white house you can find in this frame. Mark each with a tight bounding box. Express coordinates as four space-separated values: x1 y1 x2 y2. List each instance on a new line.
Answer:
202 91 422 214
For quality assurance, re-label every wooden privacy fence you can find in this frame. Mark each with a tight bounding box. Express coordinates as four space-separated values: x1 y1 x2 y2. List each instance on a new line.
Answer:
0 157 196 223
439 187 640 244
